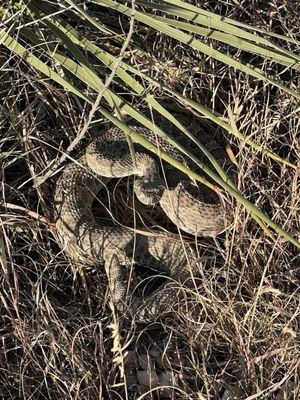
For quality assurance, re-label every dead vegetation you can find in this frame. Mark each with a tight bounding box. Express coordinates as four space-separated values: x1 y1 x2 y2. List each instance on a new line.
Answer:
1 0 300 399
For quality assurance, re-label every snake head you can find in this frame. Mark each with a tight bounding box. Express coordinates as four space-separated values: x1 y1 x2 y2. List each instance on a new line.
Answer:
134 176 165 205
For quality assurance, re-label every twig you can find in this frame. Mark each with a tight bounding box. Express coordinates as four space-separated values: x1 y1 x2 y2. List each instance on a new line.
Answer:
1 202 51 225
35 1 136 187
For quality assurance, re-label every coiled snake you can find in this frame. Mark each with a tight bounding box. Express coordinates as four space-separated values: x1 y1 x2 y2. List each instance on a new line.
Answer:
54 125 229 320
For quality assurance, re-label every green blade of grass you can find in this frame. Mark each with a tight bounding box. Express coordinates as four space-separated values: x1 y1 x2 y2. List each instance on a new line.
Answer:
64 0 116 36
159 0 300 54
0 29 91 103
143 12 300 71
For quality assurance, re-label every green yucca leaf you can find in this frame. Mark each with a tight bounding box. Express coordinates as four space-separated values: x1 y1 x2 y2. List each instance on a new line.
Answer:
144 13 300 71
94 0 300 100
0 29 91 102
160 0 300 47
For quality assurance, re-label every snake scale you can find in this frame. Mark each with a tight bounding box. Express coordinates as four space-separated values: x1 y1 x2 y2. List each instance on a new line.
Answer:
54 125 229 320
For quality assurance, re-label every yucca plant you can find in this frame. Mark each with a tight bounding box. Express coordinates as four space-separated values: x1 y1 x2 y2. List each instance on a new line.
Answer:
1 0 299 247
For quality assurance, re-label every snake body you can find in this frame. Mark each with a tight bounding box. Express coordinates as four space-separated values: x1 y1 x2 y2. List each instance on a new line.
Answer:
54 125 229 320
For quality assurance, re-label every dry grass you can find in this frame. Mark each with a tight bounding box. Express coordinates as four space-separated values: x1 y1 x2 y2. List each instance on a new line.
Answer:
1 0 300 399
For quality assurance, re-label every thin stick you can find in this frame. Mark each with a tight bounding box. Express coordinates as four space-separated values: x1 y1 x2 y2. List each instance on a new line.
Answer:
1 202 51 225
